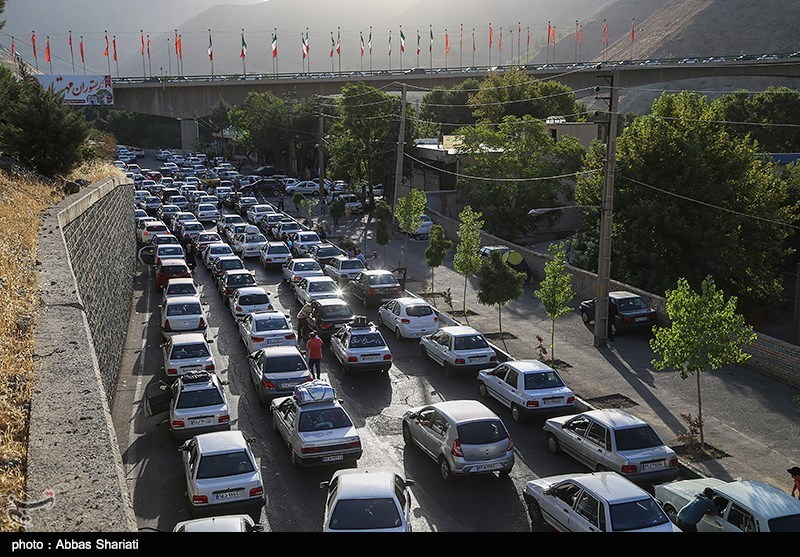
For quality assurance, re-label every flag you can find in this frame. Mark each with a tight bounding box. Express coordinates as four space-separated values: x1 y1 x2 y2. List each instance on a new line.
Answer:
445 31 449 54
368 29 372 53
498 28 502 51
146 35 150 59
429 27 433 52
272 33 278 58
472 28 476 52
603 19 609 46
576 20 579 45
45 36 51 62
241 33 247 58
489 24 493 47
31 32 37 59
80 36 85 63
306 29 310 53
336 28 341 55
552 26 556 44
113 36 117 61
400 29 405 53
579 25 584 47
388 31 391 56
518 23 521 52
330 32 334 58
527 26 530 48
176 35 182 60
631 18 636 42
417 31 421 55
103 33 108 57
10 37 15 60
140 31 145 56
302 34 308 59
547 21 552 45
360 32 365 56
174 30 179 55
208 31 213 61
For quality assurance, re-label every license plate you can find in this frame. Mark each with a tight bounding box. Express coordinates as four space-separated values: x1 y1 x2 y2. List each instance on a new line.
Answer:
189 417 214 426
215 490 243 501
542 398 562 406
635 316 649 322
362 355 379 361
267 338 282 344
469 357 486 362
279 382 296 389
641 461 664 471
476 463 503 471
183 366 201 371
321 454 344 462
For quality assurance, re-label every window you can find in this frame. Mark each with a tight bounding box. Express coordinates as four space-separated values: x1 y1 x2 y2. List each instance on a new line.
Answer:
329 498 402 531
430 413 449 436
341 260 364 270
255 318 290 332
309 281 337 293
614 425 664 451
176 387 223 409
263 355 308 373
565 415 592 438
586 423 608 448
550 482 581 507
368 274 399 286
728 504 759 532
575 492 601 527
609 498 670 531
456 420 508 444
166 303 201 317
394 477 407 509
453 335 489 351
238 293 269 305
504 369 519 388
349 333 386 348
196 450 255 479
170 343 210 359
524 371 565 390
298 407 352 432
404 304 433 317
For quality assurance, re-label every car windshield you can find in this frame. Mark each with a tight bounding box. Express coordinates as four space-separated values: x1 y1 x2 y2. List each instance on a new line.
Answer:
405 305 433 317
295 262 321 271
170 343 209 359
239 293 269 305
297 407 352 432
349 333 386 348
228 275 256 287
320 305 353 318
524 371 564 390
198 205 216 211
159 246 184 257
299 234 319 242
176 387 223 409
368 274 399 286
167 284 196 296
166 302 202 316
614 425 664 451
263 355 307 373
255 318 290 332
309 282 337 293
197 234 220 243
342 260 365 270
317 247 340 257
609 498 670 531
329 498 402 531
453 335 489 350
196 451 255 479
616 297 649 311
457 419 508 445
245 234 266 243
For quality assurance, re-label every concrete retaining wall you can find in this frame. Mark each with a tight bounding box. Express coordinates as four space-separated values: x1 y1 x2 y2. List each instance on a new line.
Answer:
428 208 800 389
28 178 137 531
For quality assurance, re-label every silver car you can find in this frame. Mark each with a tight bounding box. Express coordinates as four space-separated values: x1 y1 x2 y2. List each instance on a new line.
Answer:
162 333 216 380
543 409 679 486
419 326 497 376
146 371 230 440
247 345 313 402
402 400 514 481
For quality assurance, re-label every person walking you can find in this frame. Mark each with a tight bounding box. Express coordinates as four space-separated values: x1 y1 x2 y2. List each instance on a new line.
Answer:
789 466 800 499
367 250 383 270
320 196 328 218
296 301 314 339
355 248 367 268
277 191 285 211
184 241 196 271
675 487 719 532
306 331 324 379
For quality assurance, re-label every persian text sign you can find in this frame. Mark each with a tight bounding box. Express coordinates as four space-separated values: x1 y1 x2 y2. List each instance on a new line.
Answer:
33 75 114 106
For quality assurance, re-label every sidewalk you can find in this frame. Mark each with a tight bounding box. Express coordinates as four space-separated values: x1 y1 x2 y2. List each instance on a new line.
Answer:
322 211 800 494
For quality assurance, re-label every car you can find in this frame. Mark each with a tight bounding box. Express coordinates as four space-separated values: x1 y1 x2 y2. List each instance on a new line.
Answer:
146 371 230 440
170 211 200 234
162 277 199 303
642 59 662 65
213 186 234 203
330 317 392 374
167 195 190 212
139 195 163 214
273 219 304 241
211 255 246 284
246 204 275 224
216 213 245 236
477 360 576 422
543 409 680 486
307 243 346 268
247 345 313 402
162 333 216 380
231 231 268 259
148 233 180 248
157 149 173 161
156 204 181 226
478 245 532 281
134 189 149 205
138 243 185 268
229 286 274 319
757 53 781 61
259 241 292 269
160 295 207 338
320 468 414 532
178 431 263 518
286 180 326 196
218 269 258 303
524 471 679 532
192 232 224 256
401 400 514 481
193 203 220 223
258 213 286 237
347 270 403 308
135 215 157 231
654 478 800 532
238 312 295 353
290 231 322 258
282 258 324 285
203 243 235 269
171 154 187 165
419 326 497 376
324 256 366 285
225 223 251 245
155 258 192 290
175 221 205 244
579 290 657 334
377 297 439 340
173 514 261 532
294 276 343 306
337 194 363 214
303 298 356 340
703 57 725 63
415 214 433 238
270 379 362 467
235 196 259 215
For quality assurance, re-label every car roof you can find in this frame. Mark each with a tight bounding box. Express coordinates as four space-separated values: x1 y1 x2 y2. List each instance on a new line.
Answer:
303 276 335 283
166 278 196 286
252 311 288 320
578 409 646 428
259 345 303 356
170 333 208 344
504 360 557 374
542 472 653 502
362 269 394 276
234 287 266 295
176 515 253 532
194 430 248 454
334 469 400 499
714 480 800 517
292 258 317 264
314 298 349 306
331 255 359 262
431 400 498 422
165 295 202 305
394 297 431 306
610 291 641 299
439 325 482 336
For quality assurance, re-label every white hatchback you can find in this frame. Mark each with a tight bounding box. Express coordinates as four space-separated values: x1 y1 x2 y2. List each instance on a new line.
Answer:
162 333 216 380
229 286 274 319
161 295 207 338
378 297 439 339
237 312 296 353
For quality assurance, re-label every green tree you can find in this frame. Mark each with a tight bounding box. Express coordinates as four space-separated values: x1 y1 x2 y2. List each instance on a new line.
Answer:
0 0 5 31
228 91 289 165
713 87 800 153
292 192 305 213
650 276 757 447
533 242 575 367
457 116 585 241
394 188 427 270
328 198 345 227
373 200 393 263
300 196 319 226
477 251 526 353
424 224 452 293
453 206 484 325
574 91 799 304
419 78 480 135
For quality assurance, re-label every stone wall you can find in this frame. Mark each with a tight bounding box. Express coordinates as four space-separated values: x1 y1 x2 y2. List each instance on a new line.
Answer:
29 178 137 531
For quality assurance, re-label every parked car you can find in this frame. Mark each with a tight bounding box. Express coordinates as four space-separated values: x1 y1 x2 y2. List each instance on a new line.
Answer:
238 312 296 353
211 256 246 285
377 297 439 340
330 318 392 374
162 333 215 380
294 276 343 306
162 277 199 302
307 243 346 268
419 326 497 376
347 270 403 308
259 241 293 269
654 478 800 532
203 243 235 270
579 291 658 334
414 214 433 238
246 204 276 225
401 400 514 481
478 245 533 281
155 258 192 289
477 360 575 422
193 203 221 223
229 286 274 319
247 345 313 402
270 379 362 467
145 371 230 440
524 472 679 532
160 295 207 338
302 298 356 340
282 258 324 284
289 231 322 257
231 231 268 259
320 468 414 532
543 409 680 486
218 269 258 304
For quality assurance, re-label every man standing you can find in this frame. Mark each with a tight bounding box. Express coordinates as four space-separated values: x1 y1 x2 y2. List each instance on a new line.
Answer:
367 250 383 270
676 487 719 532
306 331 323 379
355 248 367 268
296 301 314 339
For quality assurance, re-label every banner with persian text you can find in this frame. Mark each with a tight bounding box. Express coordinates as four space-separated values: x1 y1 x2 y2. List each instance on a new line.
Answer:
32 75 114 106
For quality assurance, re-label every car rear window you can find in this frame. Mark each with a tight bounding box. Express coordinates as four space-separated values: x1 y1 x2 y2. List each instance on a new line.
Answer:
616 297 650 311
167 284 197 296
329 498 402 531
176 387 223 409
269 245 290 255
613 425 664 451
263 355 307 373
349 333 385 348
245 234 266 243
161 265 188 274
523 371 564 390
320 305 353 318
170 343 209 359
220 260 245 272
309 281 337 293
298 407 352 432
368 274 399 286
198 204 216 211
238 293 269 305
255 318 290 332
453 335 489 350
197 234 221 243
342 260 365 270
457 419 508 445
159 246 184 257
609 498 670 531
210 246 233 255
147 225 168 233
227 274 256 287
295 262 321 271
405 305 433 317
166 302 202 316
196 451 255 479
316 246 341 257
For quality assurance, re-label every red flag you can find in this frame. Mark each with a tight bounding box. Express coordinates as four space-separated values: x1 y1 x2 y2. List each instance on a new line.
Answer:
31 32 37 58
104 34 109 57
69 31 73 55
489 24 493 47
45 37 51 62
177 35 183 60
527 27 530 48
113 37 118 61
498 28 502 51
175 31 179 55
141 31 145 55
631 19 636 42
603 19 609 46
146 35 151 59
445 31 450 54
10 37 15 60
80 36 85 62
547 22 551 45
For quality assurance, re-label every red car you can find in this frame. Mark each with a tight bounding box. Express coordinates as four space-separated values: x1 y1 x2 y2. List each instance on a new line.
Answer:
155 258 192 289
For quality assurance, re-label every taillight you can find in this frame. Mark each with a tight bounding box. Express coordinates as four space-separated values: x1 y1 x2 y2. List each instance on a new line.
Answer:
489 355 497 362
668 458 679 468
369 288 376 296
264 257 272 262
301 446 320 454
192 495 208 505
567 396 575 404
451 439 464 457
507 435 514 451
621 464 637 474
204 364 215 371
623 316 634 324
401 319 410 324
218 415 230 423
346 441 361 449
347 356 358 363
251 336 265 342
433 316 439 322
249 486 263 497
322 323 332 329
261 380 276 389
397 287 403 294
526 401 539 408
285 334 295 340
383 354 392 360
198 317 206 328
172 420 185 428
166 368 177 375
267 305 274 310
235 306 243 313
454 358 465 365
163 320 171 331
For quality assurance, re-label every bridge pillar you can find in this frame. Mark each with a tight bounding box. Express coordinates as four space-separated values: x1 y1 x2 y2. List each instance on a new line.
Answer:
179 119 199 153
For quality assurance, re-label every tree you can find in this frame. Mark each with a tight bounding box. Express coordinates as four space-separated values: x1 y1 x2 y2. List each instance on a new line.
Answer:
424 224 452 293
533 242 575 367
453 205 484 325
292 192 305 213
328 198 345 228
419 78 480 135
650 276 757 447
394 188 427 271
0 0 5 31
300 196 319 227
477 251 526 353
373 200 393 263
228 91 289 164
574 91 799 304
713 87 800 153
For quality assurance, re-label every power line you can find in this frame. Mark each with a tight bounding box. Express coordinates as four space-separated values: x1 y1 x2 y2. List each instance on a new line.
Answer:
414 110 594 128
402 66 592 92
405 152 600 182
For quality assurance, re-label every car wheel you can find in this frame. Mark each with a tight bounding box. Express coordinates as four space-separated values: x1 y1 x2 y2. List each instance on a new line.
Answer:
527 498 545 526
478 382 488 398
402 422 412 445
546 433 561 454
395 327 402 341
438 457 452 481
511 404 524 423
581 309 590 324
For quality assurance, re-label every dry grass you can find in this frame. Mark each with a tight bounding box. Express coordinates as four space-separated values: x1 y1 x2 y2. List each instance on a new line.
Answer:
0 161 120 531
69 160 126 184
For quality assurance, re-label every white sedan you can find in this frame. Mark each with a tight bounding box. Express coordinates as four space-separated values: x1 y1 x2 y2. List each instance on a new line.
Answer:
377 297 439 339
229 286 274 319
231 231 268 259
246 204 275 224
237 312 296 353
293 276 343 305
419 326 497 376
281 258 324 285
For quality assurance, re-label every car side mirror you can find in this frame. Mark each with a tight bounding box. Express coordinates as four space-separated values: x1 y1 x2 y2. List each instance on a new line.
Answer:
207 339 214 344
407 412 417 420
159 342 167 348
404 479 415 487
177 444 188 452
319 481 330 490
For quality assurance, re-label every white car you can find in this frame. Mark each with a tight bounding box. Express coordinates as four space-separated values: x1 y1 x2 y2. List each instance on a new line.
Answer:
330 319 393 374
193 203 220 223
524 472 679 532
246 204 275 224
162 278 199 303
178 431 263 517
203 243 235 269
290 231 322 257
157 149 173 161
286 180 325 196
259 241 292 269
654 478 800 532
229 286 274 319
415 214 433 237
136 220 169 244
145 371 230 440
156 204 181 226
324 256 366 284
294 276 342 305
237 312 295 353
337 194 363 214
171 154 186 164
273 219 303 241
170 211 199 233
378 297 439 339
231 231 268 259
321 468 414 532
173 514 261 532
160 295 207 338
419 326 497 376
282 258 324 285
162 333 216 380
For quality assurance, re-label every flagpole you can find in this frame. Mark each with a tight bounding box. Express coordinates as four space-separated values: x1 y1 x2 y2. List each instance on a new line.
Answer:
209 29 214 77
459 24 462 69
552 26 556 63
70 31 75 73
388 30 391 72
575 20 579 63
174 30 179 76
472 28 475 67
630 18 635 61
488 23 491 67
32 31 38 70
81 35 86 74
337 27 341 75
274 28 278 76
546 22 550 64
444 29 447 70
369 27 373 72
167 37 172 76
301 33 305 74
146 35 151 77
242 29 247 76
306 27 310 73
399 25 403 71
360 31 363 72
429 25 432 70
416 30 420 68
517 22 521 66
330 31 334 73
526 26 530 65
179 34 184 76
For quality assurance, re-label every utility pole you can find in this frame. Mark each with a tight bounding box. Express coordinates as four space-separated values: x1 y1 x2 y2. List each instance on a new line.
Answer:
392 83 408 226
318 98 326 207
594 68 620 348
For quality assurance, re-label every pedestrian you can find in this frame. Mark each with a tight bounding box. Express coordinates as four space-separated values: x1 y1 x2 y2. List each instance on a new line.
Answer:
676 487 719 532
296 301 314 339
367 250 383 270
184 242 196 271
306 331 324 379
277 191 285 211
347 246 355 258
316 223 328 241
356 248 367 267
607 300 618 342
320 196 328 217
789 466 800 499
